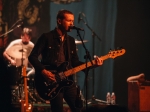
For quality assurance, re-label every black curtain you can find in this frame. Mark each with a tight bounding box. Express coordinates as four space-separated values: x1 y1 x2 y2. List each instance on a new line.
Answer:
114 0 150 106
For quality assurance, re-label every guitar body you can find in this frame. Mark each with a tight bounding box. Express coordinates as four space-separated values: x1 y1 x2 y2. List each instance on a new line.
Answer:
34 62 73 100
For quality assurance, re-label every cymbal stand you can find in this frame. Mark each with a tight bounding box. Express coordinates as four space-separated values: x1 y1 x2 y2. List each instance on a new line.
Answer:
18 45 25 101
74 46 85 103
74 72 85 102
80 13 104 104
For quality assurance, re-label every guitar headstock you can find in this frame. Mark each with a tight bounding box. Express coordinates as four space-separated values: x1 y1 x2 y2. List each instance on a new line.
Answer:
108 49 126 59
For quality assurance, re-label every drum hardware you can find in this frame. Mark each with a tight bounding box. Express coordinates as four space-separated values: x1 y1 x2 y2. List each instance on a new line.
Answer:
6 43 39 104
6 45 30 59
74 73 85 103
73 42 85 102
10 69 46 105
2 24 44 105
11 85 44 104
6 44 30 67
28 92 37 103
75 39 88 44
6 44 45 105
11 86 20 103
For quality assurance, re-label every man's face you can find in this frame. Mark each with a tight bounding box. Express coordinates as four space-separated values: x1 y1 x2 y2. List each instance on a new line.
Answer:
21 33 30 44
59 13 74 32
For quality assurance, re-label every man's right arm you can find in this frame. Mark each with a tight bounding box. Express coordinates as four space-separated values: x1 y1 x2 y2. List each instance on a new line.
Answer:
28 34 56 82
3 51 16 66
42 69 56 82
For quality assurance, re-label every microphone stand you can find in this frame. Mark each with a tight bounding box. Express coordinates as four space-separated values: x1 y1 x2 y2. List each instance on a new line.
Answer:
76 29 93 111
80 17 104 104
0 24 22 38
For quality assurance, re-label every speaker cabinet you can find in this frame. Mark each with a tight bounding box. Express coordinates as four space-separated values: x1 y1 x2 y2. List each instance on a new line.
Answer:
128 81 150 112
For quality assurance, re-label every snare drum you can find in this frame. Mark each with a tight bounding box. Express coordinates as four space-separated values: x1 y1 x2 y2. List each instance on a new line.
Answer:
7 66 22 85
15 58 28 67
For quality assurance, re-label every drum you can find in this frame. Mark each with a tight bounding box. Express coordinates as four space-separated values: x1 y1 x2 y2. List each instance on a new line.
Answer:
8 67 45 104
7 66 22 85
11 85 21 103
15 58 28 67
27 68 35 90
11 84 29 104
26 68 46 103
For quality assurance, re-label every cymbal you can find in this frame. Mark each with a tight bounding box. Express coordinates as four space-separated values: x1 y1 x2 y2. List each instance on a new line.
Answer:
6 45 30 59
75 39 88 44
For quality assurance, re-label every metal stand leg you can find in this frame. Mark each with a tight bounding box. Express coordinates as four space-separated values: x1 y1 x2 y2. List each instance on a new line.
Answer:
74 73 85 102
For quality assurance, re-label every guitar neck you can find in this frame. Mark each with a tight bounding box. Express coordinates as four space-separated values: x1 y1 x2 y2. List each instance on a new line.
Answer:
64 54 109 77
64 49 126 77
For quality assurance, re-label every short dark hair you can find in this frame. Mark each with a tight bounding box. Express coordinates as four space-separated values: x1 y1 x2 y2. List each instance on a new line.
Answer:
56 9 73 20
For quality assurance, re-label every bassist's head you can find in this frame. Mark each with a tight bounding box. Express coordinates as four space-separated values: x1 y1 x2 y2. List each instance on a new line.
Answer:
56 9 74 33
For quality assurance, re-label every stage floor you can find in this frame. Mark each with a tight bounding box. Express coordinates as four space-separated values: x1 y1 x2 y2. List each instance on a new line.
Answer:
11 102 128 112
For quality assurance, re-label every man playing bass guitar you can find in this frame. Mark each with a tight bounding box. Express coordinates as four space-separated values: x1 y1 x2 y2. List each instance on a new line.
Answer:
28 9 103 112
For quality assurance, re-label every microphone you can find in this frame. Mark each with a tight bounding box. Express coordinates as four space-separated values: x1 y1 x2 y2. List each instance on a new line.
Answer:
78 12 82 24
17 22 23 28
70 25 84 31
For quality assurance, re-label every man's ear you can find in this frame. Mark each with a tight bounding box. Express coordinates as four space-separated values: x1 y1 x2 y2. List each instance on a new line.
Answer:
57 19 61 25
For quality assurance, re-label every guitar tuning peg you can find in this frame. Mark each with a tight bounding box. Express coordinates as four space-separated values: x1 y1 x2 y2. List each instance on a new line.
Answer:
120 46 123 49
117 47 123 50
116 47 119 50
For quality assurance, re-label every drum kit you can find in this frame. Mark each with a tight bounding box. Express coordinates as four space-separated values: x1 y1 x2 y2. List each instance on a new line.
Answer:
6 39 88 104
6 45 45 104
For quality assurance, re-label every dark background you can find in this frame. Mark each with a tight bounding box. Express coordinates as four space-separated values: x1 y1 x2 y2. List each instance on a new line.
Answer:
114 0 150 106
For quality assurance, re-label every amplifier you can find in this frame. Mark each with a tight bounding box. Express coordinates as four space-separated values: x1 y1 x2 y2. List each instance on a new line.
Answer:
128 81 150 112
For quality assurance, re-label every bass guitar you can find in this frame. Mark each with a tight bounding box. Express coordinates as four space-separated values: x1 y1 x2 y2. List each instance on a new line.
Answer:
34 49 125 100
